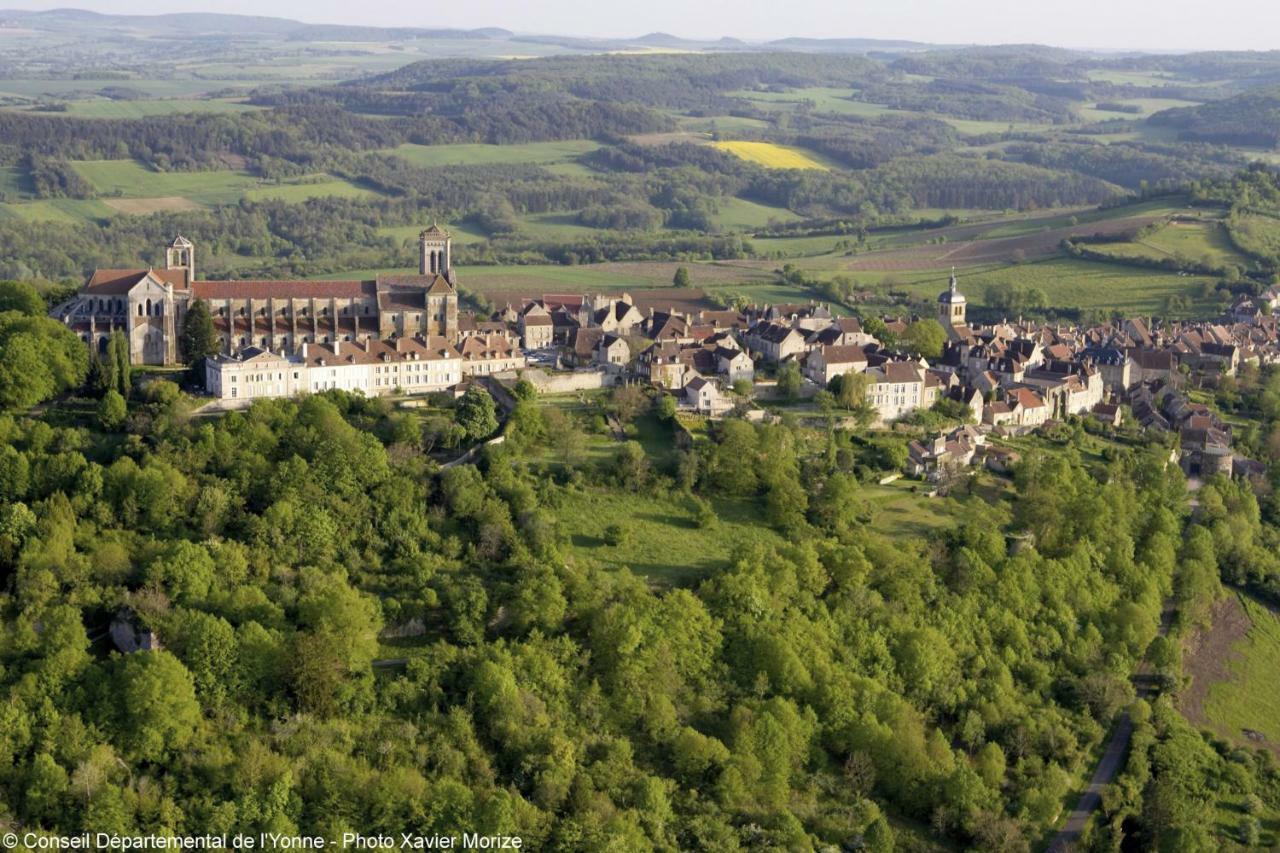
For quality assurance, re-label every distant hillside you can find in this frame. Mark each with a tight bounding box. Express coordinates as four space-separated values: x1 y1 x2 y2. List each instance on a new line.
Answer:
1150 87 1280 148
0 8 508 41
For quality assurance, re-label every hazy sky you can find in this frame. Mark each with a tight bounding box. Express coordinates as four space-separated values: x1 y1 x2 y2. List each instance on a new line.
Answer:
16 0 1280 51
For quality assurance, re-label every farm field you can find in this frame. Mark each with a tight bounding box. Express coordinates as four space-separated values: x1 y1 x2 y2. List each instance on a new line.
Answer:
1226 213 1280 262
712 140 832 171
729 86 898 119
710 196 802 231
383 140 601 168
1076 97 1203 122
878 258 1220 317
101 197 202 215
0 78 261 100
0 165 28 198
71 159 379 206
0 198 116 223
53 98 262 118
242 178 382 203
1087 220 1252 268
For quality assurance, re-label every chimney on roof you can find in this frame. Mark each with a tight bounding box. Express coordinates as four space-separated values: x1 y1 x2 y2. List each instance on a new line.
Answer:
333 339 340 355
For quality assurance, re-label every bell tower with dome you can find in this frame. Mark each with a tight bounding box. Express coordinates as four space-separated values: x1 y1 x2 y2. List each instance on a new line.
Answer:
937 267 966 338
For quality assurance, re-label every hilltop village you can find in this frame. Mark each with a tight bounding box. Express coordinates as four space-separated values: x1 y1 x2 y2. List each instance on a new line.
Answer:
53 230 1274 482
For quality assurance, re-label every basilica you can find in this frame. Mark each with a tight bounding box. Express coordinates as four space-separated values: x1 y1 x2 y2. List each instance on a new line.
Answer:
55 225 459 365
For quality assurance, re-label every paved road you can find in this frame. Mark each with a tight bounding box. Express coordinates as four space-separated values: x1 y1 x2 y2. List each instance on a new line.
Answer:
1045 600 1174 851
1046 714 1134 852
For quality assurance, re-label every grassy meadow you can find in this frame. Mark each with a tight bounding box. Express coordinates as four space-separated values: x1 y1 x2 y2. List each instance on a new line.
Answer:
1202 593 1280 750
384 140 601 168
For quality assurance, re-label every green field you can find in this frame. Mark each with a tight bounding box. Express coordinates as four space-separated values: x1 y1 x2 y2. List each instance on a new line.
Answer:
729 86 898 119
0 78 260 99
1203 593 1280 749
0 165 28 198
72 159 378 206
1228 213 1280 262
710 196 802 231
1088 220 1251 269
1076 98 1203 122
384 140 601 169
0 198 116 223
242 178 381 203
56 98 260 118
558 487 785 586
893 258 1220 316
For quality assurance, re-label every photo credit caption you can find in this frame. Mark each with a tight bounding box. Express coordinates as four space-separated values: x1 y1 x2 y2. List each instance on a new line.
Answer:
2 834 523 851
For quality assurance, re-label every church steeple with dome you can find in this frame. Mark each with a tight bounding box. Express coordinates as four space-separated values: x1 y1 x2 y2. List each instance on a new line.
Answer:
937 267 966 338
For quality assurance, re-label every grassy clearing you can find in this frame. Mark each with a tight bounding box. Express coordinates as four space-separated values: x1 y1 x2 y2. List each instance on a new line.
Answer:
102 196 202 215
674 114 772 133
1076 98 1202 122
712 140 832 171
242 178 382 203
730 87 897 119
0 165 29 198
861 475 1010 539
1228 213 1280 261
72 160 258 204
384 140 600 168
710 196 801 231
72 159 379 205
1202 593 1280 749
557 487 785 586
1090 220 1250 268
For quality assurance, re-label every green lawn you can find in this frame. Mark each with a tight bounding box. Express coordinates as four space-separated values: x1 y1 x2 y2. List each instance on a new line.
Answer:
383 140 601 169
1203 593 1280 748
860 477 1009 539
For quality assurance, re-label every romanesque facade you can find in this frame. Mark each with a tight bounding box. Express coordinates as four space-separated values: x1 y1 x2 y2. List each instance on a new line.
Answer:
55 226 459 365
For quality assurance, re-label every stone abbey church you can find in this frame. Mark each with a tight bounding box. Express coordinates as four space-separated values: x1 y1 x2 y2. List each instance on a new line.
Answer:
56 226 459 365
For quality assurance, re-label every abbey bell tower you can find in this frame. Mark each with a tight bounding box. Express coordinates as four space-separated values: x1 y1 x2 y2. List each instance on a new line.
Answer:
419 224 452 279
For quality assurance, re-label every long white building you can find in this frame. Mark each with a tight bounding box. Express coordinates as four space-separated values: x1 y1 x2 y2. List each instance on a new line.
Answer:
205 336 462 404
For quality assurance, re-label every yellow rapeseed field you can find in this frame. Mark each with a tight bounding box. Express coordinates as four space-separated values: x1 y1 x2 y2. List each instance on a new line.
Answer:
712 140 830 171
